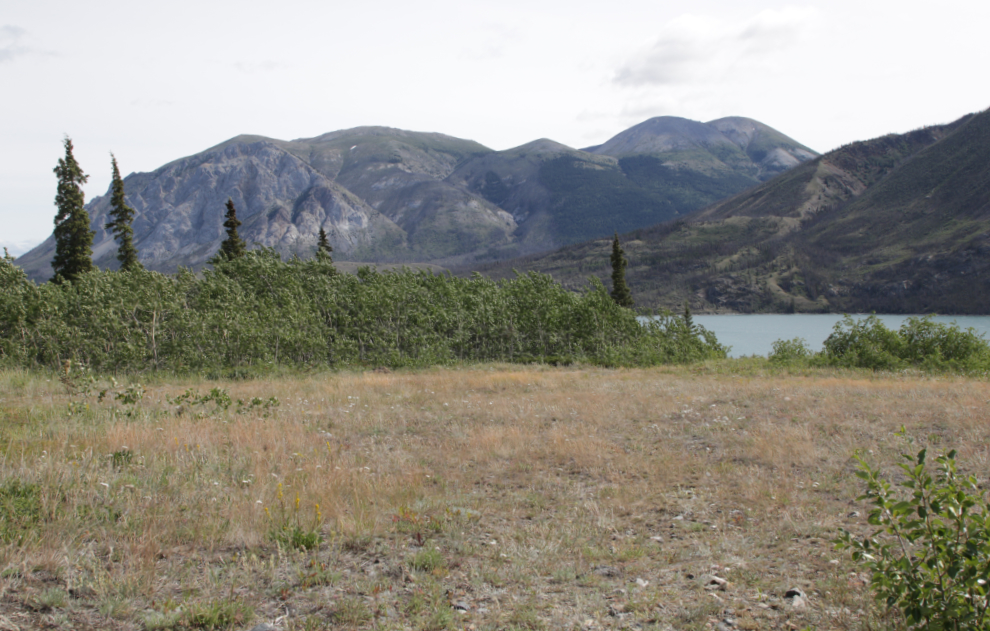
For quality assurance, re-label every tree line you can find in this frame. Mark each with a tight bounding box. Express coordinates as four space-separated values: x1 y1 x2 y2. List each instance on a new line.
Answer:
0 139 723 373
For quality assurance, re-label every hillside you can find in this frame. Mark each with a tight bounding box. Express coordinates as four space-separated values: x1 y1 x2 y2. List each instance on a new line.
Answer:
17 118 816 281
471 109 990 314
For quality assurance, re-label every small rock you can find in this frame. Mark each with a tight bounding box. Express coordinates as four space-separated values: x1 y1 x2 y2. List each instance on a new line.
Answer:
847 511 860 518
246 625 278 631
650 536 663 543
790 596 807 609
593 565 620 577
784 588 806 599
635 578 649 588
453 601 470 612
703 575 729 591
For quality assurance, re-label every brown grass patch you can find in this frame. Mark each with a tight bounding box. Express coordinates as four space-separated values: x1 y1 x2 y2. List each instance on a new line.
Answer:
0 365 987 629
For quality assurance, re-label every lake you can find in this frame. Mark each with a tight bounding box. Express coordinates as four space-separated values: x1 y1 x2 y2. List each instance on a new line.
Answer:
689 314 990 358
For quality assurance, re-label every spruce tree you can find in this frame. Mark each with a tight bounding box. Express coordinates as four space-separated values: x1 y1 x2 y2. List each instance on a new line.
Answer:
610 232 633 308
211 198 246 263
683 300 695 333
317 227 333 261
51 136 95 283
105 153 142 271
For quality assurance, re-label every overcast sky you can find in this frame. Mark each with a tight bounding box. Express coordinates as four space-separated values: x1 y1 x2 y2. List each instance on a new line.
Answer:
3 0 989 253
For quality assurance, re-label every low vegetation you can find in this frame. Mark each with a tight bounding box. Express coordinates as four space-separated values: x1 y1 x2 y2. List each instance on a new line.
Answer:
2 362 989 629
770 315 990 373
838 440 990 630
0 249 725 374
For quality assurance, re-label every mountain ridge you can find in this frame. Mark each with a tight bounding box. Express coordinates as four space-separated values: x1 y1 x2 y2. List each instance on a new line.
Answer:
469 109 990 314
16 116 817 281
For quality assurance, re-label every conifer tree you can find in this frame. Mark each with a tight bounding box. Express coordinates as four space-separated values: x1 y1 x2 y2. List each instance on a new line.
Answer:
51 136 95 283
211 198 246 263
683 300 695 333
609 232 633 308
317 227 333 261
105 154 142 271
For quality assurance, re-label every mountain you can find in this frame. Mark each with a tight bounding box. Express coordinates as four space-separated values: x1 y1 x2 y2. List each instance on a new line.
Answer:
449 117 816 255
16 140 408 280
585 116 817 181
472 109 990 314
16 117 816 281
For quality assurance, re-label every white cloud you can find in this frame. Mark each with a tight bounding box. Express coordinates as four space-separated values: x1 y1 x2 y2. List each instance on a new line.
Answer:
613 7 819 87
233 60 290 74
457 23 523 61
0 24 29 63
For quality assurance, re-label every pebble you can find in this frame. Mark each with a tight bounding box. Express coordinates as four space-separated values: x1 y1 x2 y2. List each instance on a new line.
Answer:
703 575 729 591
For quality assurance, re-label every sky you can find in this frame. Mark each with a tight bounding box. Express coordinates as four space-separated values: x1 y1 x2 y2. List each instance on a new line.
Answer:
2 0 989 254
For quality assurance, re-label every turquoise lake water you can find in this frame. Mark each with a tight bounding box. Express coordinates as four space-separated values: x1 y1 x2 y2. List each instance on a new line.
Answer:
689 314 990 358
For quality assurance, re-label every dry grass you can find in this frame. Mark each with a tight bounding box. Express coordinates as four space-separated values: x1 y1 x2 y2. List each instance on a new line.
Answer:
0 364 988 630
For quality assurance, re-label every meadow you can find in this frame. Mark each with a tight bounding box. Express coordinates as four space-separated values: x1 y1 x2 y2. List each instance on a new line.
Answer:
2 362 988 630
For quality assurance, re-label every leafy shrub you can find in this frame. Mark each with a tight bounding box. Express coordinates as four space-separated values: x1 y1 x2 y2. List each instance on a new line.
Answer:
819 315 905 370
768 337 812 364
818 315 990 372
0 250 725 372
837 444 990 629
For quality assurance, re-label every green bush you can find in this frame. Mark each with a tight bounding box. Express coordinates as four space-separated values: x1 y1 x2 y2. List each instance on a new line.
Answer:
774 315 990 372
768 337 812 364
819 315 906 370
0 250 725 372
837 443 990 629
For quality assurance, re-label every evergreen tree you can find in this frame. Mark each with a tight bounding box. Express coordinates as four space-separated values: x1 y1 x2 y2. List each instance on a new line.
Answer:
610 232 633 308
683 300 694 333
211 198 247 263
317 227 333 261
105 153 142 271
51 136 95 283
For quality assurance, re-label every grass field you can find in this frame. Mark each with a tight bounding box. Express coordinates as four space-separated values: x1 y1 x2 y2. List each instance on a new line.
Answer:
1 363 988 630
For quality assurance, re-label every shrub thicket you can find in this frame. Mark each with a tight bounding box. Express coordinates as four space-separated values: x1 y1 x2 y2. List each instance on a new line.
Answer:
0 250 725 373
767 315 990 373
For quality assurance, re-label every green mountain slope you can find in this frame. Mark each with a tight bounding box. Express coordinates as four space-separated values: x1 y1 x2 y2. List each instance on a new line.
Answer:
470 110 990 314
447 118 817 257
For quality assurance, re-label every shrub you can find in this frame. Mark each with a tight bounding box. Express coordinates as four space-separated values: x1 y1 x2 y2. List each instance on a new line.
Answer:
0 251 726 372
816 315 990 372
768 337 812 364
836 443 990 629
819 315 905 370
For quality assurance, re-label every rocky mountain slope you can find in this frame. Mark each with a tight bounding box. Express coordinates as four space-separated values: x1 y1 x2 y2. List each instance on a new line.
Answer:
472 109 990 314
17 118 816 281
